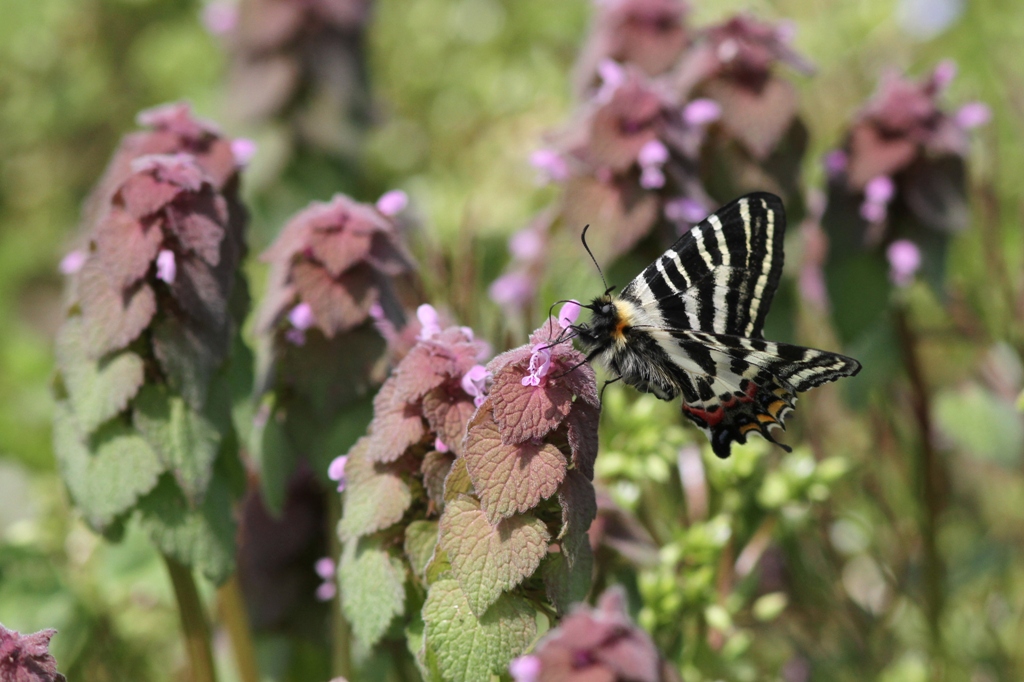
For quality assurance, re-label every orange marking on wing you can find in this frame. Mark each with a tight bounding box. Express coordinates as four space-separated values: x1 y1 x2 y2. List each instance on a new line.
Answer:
756 413 776 425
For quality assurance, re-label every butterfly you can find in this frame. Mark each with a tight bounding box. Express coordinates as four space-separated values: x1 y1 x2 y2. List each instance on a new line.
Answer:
570 192 861 458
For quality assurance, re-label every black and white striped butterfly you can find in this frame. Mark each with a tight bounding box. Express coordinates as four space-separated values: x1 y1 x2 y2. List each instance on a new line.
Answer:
571 192 861 458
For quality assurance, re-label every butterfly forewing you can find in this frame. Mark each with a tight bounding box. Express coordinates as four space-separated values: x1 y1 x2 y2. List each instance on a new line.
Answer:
619 192 785 339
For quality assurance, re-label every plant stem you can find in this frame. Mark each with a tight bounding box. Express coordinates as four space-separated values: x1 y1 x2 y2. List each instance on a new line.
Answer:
217 574 260 682
894 307 946 656
329 493 353 679
164 554 218 682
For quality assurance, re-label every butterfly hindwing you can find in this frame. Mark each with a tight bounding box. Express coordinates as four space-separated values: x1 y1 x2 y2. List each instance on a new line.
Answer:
619 192 785 338
649 328 861 457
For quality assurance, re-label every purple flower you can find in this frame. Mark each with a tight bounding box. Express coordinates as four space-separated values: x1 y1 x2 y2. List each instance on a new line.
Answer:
639 166 665 189
887 239 921 287
314 557 337 601
823 149 848 178
860 175 895 223
434 437 450 453
682 98 722 127
596 58 626 102
285 328 306 346
59 250 86 275
932 59 957 91
509 654 542 682
558 300 581 328
529 149 570 185
665 197 708 224
288 302 315 330
416 304 442 341
521 343 553 387
376 189 409 216
201 1 238 36
955 102 992 129
489 272 535 309
231 138 257 166
156 249 177 283
637 139 669 189
328 455 348 492
509 228 545 261
461 364 491 407
799 264 828 309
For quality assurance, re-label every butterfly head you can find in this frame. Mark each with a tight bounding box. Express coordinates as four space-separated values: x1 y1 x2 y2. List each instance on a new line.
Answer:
571 293 632 355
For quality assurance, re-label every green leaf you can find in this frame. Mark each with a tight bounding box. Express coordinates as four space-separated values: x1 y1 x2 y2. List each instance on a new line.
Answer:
339 439 414 540
133 385 223 505
339 536 408 648
55 316 145 435
422 578 536 682
934 384 1024 466
542 544 594 615
425 547 453 586
136 474 236 584
250 403 296 516
442 457 473 503
405 520 440 581
151 316 220 411
53 401 165 531
439 497 549 616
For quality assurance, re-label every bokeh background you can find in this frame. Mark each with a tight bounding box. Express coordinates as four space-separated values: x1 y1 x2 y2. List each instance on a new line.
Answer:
1 0 1022 680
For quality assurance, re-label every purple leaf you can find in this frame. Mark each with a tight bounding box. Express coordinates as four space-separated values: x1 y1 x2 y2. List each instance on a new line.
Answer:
0 624 67 682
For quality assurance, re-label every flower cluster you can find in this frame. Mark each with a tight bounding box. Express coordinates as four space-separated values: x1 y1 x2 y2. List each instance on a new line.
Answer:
822 62 988 291
220 0 372 152
53 102 249 582
0 624 66 682
509 587 677 682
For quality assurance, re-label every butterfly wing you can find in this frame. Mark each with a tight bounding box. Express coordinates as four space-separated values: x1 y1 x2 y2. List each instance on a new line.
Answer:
618 192 785 338
643 328 861 457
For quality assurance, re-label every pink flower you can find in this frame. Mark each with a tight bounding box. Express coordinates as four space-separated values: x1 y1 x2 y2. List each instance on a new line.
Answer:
376 189 409 216
201 1 238 36
639 165 665 189
665 197 707 224
509 655 542 682
59 250 86 275
860 175 895 223
558 300 581 328
887 239 921 287
682 98 722 127
288 302 315 330
489 272 535 309
416 304 442 341
823 149 848 178
529 149 570 185
955 102 992 129
509 228 545 261
932 59 958 91
434 437 449 453
314 557 337 601
156 249 177 283
285 328 306 346
461 364 491 407
637 139 669 190
596 58 626 102
328 455 348 492
521 344 553 387
231 138 257 166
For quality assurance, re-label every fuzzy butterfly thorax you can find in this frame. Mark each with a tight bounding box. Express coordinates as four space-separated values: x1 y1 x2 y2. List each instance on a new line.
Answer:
571 192 861 458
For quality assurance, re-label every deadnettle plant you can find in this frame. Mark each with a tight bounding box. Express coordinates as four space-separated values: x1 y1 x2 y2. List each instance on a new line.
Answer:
221 0 372 153
821 62 987 298
53 103 249 583
417 318 601 682
508 587 679 682
0 625 66 682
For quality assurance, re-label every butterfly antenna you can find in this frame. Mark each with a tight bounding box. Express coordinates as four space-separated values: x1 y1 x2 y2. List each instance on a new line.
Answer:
581 225 612 295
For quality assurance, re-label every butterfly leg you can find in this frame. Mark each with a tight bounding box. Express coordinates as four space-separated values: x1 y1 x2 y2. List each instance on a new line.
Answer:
600 376 623 402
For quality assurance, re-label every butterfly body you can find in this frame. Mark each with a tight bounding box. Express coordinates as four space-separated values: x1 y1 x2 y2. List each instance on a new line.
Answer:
572 192 861 458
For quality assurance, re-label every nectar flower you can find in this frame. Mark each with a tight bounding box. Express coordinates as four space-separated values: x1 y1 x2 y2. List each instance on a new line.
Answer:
509 655 542 682
288 302 315 330
231 138 257 166
155 249 177 283
682 98 722 127
376 189 409 216
509 228 545 261
860 175 895 223
521 344 553 387
434 437 449 453
558 300 581 328
824 149 848 178
416 304 442 341
529 149 570 185
461 365 491 407
637 139 669 190
328 455 348 492
596 58 626 102
201 1 238 36
59 250 86 275
665 197 707 224
955 102 992 129
887 239 921 287
314 557 337 601
489 272 535 309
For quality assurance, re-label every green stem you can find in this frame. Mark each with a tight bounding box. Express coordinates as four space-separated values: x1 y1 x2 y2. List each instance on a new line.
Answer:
164 554 218 682
329 493 353 679
217 575 260 682
894 307 946 657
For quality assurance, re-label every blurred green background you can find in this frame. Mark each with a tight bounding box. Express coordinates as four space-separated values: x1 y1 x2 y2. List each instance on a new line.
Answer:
1 0 1022 680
